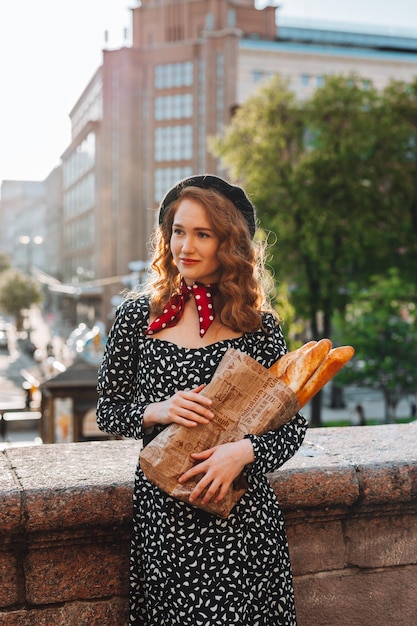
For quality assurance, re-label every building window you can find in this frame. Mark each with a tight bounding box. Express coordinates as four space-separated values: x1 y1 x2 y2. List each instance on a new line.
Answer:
63 172 95 220
63 212 95 254
155 62 193 89
316 75 324 87
300 74 310 87
154 125 193 161
71 74 103 138
154 94 193 120
227 9 236 28
154 167 193 203
63 133 96 189
205 12 214 30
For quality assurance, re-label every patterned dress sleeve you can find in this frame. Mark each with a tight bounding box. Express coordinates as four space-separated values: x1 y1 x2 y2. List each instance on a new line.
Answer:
96 297 148 439
244 313 308 477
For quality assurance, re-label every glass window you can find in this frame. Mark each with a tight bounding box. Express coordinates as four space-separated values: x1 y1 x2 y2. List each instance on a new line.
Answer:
173 95 180 119
154 62 194 90
154 125 193 162
154 167 193 203
155 97 163 120
174 63 182 87
184 61 193 86
184 93 193 117
63 133 96 189
154 94 193 120
155 65 164 89
205 13 214 30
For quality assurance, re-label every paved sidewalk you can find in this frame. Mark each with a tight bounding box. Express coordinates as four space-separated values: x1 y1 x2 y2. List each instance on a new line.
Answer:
0 307 73 450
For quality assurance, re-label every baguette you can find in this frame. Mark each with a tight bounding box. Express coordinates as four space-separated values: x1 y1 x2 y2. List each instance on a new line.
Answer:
278 338 332 395
269 341 317 378
296 345 355 408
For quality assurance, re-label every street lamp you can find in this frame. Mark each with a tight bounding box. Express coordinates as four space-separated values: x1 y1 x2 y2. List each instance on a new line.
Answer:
17 235 44 344
18 235 44 275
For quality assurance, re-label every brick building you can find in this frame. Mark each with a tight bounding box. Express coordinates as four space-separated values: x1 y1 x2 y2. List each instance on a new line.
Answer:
3 1 417 328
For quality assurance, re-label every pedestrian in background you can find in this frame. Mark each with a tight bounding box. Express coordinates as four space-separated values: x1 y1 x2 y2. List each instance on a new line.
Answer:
351 403 366 426
97 174 307 625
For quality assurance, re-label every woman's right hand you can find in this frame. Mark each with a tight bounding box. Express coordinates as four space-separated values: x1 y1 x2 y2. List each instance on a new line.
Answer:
143 384 214 429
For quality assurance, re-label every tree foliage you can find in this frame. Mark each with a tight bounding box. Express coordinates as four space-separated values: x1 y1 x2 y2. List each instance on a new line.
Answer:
376 77 417 280
0 253 11 274
334 270 417 422
0 269 42 329
211 74 417 425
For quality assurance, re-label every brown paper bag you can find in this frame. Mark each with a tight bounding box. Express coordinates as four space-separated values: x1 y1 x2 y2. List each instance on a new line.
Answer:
140 348 299 518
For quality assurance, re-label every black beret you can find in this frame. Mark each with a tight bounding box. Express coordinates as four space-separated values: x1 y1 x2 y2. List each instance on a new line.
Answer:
158 174 256 239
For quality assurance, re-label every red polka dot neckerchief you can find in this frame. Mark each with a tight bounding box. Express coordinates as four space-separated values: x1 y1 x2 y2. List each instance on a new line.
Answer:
145 278 218 338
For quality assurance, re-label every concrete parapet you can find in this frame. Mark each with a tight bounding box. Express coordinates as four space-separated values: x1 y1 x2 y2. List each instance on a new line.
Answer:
278 424 417 625
1 424 416 625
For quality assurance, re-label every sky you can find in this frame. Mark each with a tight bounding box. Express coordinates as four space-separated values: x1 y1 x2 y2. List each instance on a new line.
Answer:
1 0 417 185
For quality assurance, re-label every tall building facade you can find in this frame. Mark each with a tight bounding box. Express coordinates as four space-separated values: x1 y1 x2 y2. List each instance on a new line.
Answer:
61 0 277 325
0 180 47 273
51 1 417 326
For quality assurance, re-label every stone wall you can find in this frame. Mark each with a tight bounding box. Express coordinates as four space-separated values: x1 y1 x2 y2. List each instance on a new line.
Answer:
1 423 416 625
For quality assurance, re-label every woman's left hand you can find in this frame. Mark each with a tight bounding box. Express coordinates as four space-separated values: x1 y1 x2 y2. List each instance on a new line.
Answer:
178 439 254 505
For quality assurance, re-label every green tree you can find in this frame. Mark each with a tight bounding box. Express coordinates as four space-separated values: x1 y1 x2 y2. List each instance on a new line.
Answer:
0 252 11 274
211 74 411 425
0 269 42 330
273 278 305 352
376 77 417 280
335 270 417 422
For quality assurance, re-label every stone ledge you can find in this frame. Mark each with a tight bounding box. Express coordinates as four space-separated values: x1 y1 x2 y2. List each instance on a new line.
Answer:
2 423 416 536
271 422 417 510
1 440 139 535
1 423 417 626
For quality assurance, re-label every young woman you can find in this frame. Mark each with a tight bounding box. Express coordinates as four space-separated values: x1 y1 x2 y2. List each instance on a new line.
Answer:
97 174 307 625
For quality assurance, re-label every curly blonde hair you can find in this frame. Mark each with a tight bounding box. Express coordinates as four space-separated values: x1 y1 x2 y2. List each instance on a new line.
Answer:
134 186 277 332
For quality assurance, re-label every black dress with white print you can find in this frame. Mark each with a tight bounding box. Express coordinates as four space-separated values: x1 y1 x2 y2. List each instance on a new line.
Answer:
97 297 308 626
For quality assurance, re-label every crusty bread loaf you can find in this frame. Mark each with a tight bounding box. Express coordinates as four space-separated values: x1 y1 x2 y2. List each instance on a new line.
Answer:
296 345 355 408
278 338 332 394
269 341 317 378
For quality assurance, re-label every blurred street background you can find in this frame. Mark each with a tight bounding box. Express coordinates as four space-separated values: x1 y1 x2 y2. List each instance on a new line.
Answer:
1 306 415 451
0 308 73 450
1 0 417 443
